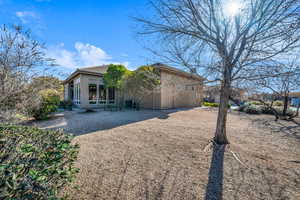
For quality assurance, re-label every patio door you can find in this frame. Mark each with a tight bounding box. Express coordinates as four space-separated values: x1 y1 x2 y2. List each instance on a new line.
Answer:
88 84 97 104
98 85 106 104
108 87 115 104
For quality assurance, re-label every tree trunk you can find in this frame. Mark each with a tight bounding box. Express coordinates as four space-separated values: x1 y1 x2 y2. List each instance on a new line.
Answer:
214 78 231 145
282 94 289 117
296 103 300 117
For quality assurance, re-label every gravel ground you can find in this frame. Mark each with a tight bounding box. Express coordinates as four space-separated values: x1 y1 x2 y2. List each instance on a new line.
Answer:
33 108 300 200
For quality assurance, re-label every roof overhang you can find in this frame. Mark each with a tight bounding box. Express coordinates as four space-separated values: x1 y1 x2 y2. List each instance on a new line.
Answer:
152 64 204 82
63 69 103 84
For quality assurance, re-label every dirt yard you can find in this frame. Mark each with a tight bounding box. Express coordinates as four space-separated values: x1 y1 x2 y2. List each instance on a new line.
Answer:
34 108 300 200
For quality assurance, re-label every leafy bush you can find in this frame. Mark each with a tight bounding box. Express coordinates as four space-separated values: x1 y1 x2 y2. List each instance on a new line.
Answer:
203 102 231 108
244 105 262 114
0 125 79 199
240 103 297 118
261 106 275 115
103 64 131 89
27 89 60 120
249 101 263 105
203 102 219 107
273 101 283 106
59 100 73 110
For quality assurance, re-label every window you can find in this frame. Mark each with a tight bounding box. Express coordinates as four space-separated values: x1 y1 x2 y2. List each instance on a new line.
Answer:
89 84 97 104
73 83 80 105
98 85 106 104
108 87 115 104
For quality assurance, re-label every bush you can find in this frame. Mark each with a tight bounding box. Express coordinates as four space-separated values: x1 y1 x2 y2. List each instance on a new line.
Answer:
244 105 262 114
261 106 295 116
261 106 275 115
273 100 283 106
27 89 60 120
203 102 231 108
59 100 73 110
249 101 263 106
0 125 79 199
203 102 219 107
275 107 296 117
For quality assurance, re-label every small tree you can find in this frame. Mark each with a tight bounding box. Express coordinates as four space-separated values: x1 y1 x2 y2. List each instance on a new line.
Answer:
30 76 64 98
124 66 161 106
25 89 60 120
103 64 130 89
0 25 53 122
254 60 300 119
103 64 131 105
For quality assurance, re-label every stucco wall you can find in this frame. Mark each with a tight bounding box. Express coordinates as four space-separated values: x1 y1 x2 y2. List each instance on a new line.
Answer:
64 70 203 110
138 87 162 109
160 71 203 109
79 74 103 108
64 83 69 100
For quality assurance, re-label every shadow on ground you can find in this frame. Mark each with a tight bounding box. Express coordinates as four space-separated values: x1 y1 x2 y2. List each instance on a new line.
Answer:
29 108 194 136
233 112 300 140
204 144 225 200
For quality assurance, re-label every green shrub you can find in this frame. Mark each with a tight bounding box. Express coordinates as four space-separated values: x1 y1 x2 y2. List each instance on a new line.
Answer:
249 101 263 106
261 106 275 115
0 125 79 199
203 102 219 107
273 101 283 106
241 104 296 117
244 105 262 114
59 100 73 110
203 102 231 108
27 89 60 120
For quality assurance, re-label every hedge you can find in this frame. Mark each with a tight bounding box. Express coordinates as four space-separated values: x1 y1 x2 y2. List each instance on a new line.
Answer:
203 102 219 107
202 102 231 108
238 105 296 117
0 125 79 199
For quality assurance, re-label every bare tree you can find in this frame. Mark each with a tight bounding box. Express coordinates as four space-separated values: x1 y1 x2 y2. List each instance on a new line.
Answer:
134 0 300 144
255 59 300 119
0 25 53 121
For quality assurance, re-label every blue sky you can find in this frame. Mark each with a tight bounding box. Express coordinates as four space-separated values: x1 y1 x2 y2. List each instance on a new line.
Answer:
0 0 154 75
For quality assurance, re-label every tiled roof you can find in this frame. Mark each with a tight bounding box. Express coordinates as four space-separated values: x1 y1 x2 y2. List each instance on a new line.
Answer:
78 65 109 74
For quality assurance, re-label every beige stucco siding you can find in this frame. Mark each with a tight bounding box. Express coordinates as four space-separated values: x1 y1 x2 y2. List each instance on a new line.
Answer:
64 67 203 110
64 83 69 100
139 88 161 109
160 71 203 109
79 74 103 108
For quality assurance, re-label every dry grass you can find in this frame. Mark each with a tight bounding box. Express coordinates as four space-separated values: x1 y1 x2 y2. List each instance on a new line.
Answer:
36 108 300 200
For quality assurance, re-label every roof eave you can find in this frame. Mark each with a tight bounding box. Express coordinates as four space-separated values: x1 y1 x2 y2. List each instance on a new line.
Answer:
63 70 103 84
154 64 204 82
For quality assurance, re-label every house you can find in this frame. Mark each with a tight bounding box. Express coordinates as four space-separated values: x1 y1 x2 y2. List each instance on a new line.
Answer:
63 63 204 109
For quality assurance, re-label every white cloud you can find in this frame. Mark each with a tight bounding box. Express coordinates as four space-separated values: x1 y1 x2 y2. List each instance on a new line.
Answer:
74 42 111 66
16 11 39 24
47 42 130 69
